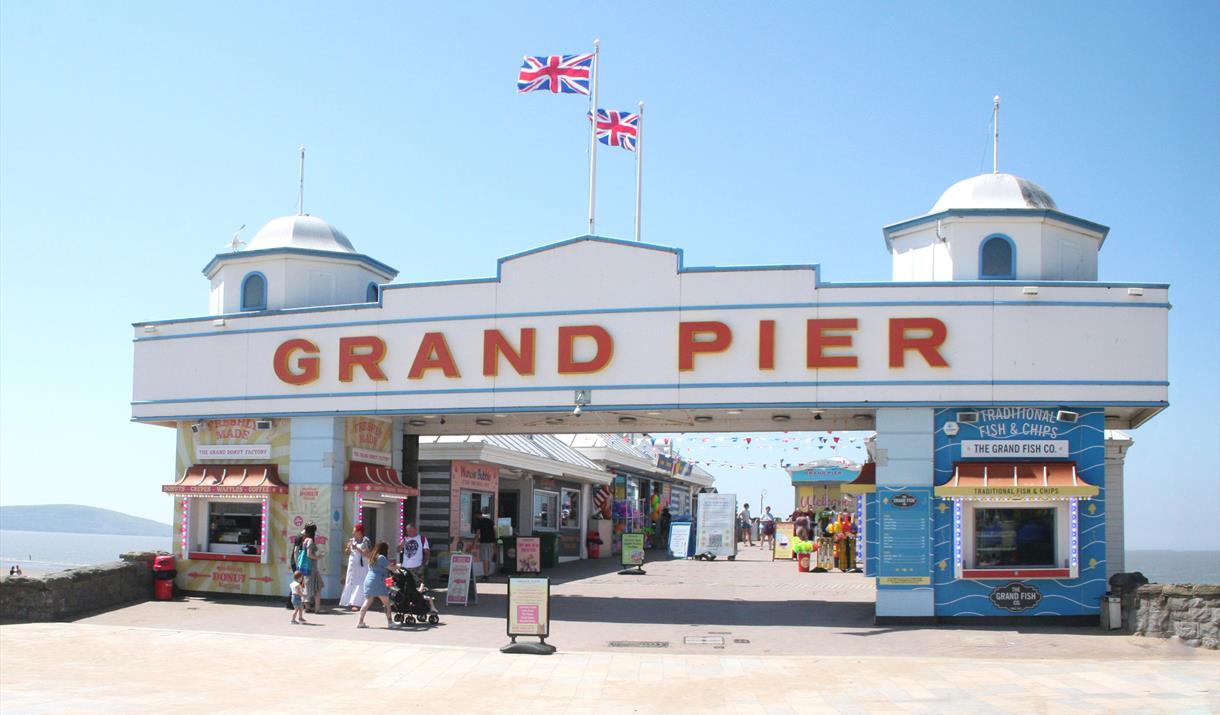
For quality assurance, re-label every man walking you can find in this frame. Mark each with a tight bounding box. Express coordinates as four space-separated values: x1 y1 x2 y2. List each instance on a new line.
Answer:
738 502 754 547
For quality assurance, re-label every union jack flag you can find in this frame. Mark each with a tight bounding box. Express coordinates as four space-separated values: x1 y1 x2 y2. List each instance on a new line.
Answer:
517 53 594 95
592 109 640 151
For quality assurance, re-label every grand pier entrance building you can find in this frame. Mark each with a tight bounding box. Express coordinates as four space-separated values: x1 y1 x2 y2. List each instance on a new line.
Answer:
132 171 1168 622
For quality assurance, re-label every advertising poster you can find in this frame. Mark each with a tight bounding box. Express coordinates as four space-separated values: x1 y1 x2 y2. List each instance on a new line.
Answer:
447 553 473 606
773 521 795 560
695 493 737 558
516 537 541 573
878 487 932 587
507 577 550 637
668 522 692 558
621 532 646 566
346 416 393 466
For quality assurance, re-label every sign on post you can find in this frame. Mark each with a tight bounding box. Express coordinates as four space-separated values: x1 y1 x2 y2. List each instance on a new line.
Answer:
446 553 473 606
502 576 556 655
668 522 692 558
773 521 795 560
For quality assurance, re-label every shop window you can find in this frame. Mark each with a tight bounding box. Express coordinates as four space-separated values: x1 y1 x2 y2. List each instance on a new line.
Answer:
459 490 495 537
366 282 379 302
534 489 558 531
560 488 580 529
973 507 1055 568
979 234 1016 279
203 501 262 556
240 272 267 310
957 499 1075 579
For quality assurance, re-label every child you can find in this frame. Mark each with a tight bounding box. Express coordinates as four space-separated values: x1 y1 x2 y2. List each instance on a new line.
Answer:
290 571 307 624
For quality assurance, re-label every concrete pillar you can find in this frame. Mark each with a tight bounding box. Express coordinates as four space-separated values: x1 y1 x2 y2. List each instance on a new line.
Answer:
580 483 591 559
288 416 346 599
1104 430 1133 579
873 408 935 619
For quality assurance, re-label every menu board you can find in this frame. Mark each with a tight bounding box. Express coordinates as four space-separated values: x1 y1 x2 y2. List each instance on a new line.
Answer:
447 553 473 606
668 522 692 558
773 521 795 560
506 577 550 637
695 493 737 558
878 487 932 587
516 537 541 573
621 533 646 566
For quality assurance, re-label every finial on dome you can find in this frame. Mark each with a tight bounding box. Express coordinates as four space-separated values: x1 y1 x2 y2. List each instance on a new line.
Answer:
298 146 306 216
992 95 1001 175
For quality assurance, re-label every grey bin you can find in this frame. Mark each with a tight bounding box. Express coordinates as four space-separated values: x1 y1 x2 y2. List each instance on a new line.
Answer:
1101 594 1122 630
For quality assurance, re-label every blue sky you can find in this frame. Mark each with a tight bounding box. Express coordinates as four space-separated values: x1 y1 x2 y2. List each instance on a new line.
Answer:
1 3 1216 549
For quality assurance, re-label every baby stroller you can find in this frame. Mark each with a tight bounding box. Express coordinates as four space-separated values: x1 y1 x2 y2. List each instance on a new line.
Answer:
388 569 440 625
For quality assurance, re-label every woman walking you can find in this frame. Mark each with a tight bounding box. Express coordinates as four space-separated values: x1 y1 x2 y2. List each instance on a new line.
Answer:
299 523 324 614
356 541 395 629
339 524 371 610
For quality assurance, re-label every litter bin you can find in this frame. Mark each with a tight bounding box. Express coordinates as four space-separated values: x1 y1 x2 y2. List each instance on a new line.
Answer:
499 536 518 575
152 555 176 601
539 532 559 569
1101 593 1122 630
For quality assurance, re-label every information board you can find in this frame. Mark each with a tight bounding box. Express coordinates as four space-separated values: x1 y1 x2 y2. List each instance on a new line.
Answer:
695 493 737 558
506 577 550 637
621 533 646 566
516 537 541 573
668 522 692 558
773 521 795 560
877 486 932 587
446 553 473 606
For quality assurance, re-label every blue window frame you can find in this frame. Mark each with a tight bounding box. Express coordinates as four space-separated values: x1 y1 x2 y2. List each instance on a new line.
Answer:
240 272 267 311
979 234 1016 279
366 282 379 302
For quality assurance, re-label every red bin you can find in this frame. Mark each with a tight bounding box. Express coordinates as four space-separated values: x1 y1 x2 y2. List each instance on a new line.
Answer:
154 578 174 600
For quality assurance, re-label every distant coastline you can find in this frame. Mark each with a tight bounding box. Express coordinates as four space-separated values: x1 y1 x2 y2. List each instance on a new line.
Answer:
0 505 170 537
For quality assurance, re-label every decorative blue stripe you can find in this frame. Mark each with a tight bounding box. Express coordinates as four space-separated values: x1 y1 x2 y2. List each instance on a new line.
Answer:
133 298 1170 341
131 379 1168 406
132 399 1169 422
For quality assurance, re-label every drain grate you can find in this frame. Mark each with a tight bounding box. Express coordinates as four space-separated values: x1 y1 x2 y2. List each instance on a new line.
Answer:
609 641 670 648
733 639 750 644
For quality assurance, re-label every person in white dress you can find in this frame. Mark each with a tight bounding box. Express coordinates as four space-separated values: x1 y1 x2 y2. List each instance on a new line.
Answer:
339 524 371 610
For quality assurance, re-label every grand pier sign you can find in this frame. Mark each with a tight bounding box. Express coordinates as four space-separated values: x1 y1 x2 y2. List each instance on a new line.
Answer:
132 238 1168 424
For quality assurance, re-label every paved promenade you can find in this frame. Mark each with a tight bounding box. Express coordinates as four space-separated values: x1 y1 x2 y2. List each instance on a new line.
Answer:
2 548 1217 712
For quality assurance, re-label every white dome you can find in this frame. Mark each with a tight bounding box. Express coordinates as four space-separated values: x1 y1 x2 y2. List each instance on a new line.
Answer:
245 215 357 253
929 173 1057 214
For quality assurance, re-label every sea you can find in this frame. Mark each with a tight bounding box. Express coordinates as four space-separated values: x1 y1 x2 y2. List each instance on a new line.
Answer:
1 529 1217 584
0 530 169 574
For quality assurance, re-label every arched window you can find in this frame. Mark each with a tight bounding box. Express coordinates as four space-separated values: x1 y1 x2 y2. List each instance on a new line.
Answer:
366 282 379 303
979 235 1016 279
240 272 267 311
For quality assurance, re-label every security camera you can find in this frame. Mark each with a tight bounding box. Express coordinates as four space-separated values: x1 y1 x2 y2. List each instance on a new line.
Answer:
573 405 583 417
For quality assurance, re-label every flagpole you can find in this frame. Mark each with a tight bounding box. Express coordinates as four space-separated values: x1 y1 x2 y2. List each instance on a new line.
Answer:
587 39 600 236
634 101 644 242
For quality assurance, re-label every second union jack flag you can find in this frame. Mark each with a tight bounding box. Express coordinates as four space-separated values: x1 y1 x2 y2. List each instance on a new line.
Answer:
593 109 640 151
517 53 594 94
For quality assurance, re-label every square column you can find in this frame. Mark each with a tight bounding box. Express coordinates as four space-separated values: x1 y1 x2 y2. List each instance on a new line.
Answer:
288 416 346 599
1104 431 1133 578
874 408 936 621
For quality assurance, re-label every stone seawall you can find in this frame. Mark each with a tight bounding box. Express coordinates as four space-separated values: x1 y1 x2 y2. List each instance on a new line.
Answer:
0 551 163 623
1134 583 1220 649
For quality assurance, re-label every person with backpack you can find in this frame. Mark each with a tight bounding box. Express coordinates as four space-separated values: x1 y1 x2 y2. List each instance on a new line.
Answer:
297 523 324 614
